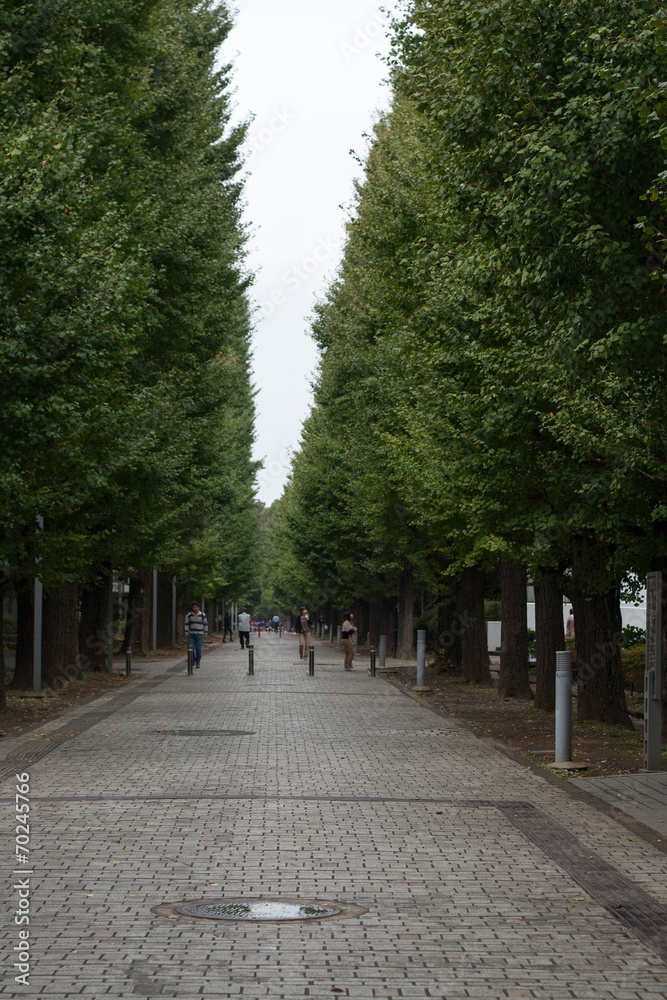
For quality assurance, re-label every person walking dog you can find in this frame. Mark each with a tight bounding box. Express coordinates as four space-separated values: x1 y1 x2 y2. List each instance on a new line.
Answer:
295 606 313 659
184 603 208 668
341 611 357 670
238 607 251 649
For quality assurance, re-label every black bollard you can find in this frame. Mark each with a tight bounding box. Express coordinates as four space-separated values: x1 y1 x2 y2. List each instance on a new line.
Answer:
187 648 194 676
248 645 254 675
308 644 315 676
370 646 376 676
125 649 132 677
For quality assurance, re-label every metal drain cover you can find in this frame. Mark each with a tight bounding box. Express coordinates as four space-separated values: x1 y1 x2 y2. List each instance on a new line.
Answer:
149 730 255 736
178 900 340 921
153 897 367 923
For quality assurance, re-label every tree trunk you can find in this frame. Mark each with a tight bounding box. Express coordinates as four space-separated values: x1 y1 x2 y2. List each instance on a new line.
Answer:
374 596 394 653
649 555 667 739
120 571 152 656
352 599 369 647
11 584 34 690
569 584 630 726
438 588 462 671
534 576 564 712
0 579 7 711
396 567 415 659
176 580 187 647
499 561 532 699
368 600 391 649
458 566 491 684
366 598 394 652
79 579 110 673
157 572 173 647
42 582 80 687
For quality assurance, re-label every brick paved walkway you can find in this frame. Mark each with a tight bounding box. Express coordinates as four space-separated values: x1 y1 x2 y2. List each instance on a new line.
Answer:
578 772 667 837
2 634 667 998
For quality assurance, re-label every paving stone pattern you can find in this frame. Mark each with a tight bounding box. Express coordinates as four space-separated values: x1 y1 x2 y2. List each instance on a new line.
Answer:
2 637 667 998
578 773 667 837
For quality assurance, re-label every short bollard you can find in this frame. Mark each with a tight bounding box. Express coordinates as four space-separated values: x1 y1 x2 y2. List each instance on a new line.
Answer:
413 630 431 691
554 650 572 764
248 645 254 675
379 635 387 668
125 649 132 678
187 648 194 676
308 644 315 676
337 625 342 648
369 646 376 676
416 629 426 687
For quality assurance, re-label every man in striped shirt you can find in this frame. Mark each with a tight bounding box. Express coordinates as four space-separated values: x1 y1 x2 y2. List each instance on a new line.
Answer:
184 603 208 669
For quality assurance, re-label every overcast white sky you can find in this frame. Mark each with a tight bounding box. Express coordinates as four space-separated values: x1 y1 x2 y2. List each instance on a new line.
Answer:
220 1 396 505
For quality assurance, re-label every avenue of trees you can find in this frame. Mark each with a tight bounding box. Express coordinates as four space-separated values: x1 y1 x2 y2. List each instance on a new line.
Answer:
0 0 260 702
266 0 667 727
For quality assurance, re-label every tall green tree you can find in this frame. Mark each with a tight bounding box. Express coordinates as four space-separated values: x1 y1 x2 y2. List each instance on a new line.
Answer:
1 1 259 678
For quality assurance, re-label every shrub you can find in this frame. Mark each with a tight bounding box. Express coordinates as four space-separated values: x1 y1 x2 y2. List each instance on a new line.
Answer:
622 625 646 648
484 600 501 621
621 644 645 691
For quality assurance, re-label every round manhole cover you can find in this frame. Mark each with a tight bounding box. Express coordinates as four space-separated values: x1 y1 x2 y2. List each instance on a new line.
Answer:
153 897 366 923
178 900 340 921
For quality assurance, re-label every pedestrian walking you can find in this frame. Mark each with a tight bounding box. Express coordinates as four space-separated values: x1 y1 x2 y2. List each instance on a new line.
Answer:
222 611 232 643
184 602 208 668
272 614 280 633
238 607 251 649
295 606 313 659
565 607 575 640
341 611 357 670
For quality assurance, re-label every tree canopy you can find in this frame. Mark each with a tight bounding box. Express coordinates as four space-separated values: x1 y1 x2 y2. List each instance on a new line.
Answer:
269 0 667 723
0 0 260 688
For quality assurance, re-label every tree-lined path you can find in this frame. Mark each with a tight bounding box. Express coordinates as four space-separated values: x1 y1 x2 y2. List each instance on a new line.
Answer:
2 636 667 998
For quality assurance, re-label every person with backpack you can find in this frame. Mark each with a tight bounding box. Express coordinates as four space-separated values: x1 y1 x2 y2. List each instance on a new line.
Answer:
184 603 208 669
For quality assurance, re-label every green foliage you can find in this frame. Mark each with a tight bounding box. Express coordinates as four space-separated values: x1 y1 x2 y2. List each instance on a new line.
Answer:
0 1 259 598
484 600 501 622
272 0 667 724
622 624 647 649
621 643 646 689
